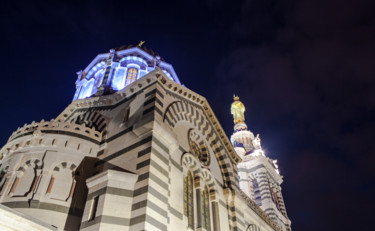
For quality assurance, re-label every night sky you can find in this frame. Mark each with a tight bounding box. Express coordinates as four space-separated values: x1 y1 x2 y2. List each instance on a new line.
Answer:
1 1 375 230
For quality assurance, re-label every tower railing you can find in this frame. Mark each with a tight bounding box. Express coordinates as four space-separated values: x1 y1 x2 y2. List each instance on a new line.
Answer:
8 119 102 143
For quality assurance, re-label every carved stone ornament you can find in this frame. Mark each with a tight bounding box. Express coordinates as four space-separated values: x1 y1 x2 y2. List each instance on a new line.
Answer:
188 129 210 166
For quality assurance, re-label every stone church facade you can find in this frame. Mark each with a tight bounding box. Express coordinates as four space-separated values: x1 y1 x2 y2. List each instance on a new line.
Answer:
0 46 291 231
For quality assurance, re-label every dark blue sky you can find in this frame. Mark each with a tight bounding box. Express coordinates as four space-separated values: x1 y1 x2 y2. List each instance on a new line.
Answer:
1 1 375 230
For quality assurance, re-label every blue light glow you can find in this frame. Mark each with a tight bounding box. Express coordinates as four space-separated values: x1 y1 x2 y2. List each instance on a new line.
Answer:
74 48 181 102
112 67 126 90
78 79 94 99
119 56 147 66
86 61 105 79
94 70 105 87
162 70 174 80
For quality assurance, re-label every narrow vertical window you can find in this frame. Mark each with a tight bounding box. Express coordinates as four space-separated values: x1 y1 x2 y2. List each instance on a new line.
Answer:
112 67 125 90
46 177 55 193
202 186 211 231
0 170 7 195
0 170 6 186
123 107 130 123
89 196 99 222
30 175 40 192
184 171 194 229
125 67 138 86
212 201 220 231
184 175 188 216
196 188 202 227
94 69 105 88
69 180 76 198
9 177 19 195
253 179 262 206
271 187 281 211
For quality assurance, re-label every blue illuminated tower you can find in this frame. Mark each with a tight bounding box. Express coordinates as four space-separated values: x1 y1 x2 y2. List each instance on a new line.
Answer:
0 45 291 231
73 46 180 100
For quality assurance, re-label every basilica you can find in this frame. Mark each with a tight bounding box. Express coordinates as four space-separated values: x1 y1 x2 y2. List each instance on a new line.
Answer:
0 45 291 231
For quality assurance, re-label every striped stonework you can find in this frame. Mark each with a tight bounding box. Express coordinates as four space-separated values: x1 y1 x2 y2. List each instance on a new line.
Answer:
81 170 138 231
73 111 108 134
163 99 238 190
129 137 170 231
237 155 291 231
0 47 291 231
94 49 114 96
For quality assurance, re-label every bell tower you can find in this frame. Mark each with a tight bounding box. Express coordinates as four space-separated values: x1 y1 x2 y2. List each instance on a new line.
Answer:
231 96 292 231
0 45 292 231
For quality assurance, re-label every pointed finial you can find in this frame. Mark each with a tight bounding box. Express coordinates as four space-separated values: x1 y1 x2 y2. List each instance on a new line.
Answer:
252 134 262 149
138 41 145 47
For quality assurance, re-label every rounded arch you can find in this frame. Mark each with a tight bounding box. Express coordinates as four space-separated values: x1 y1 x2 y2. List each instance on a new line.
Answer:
200 168 218 201
10 159 42 197
16 159 42 176
181 153 218 195
51 162 77 173
181 152 201 175
86 61 106 79
181 153 216 229
246 224 260 231
47 161 77 201
166 100 236 189
188 128 210 166
74 111 108 135
163 100 200 130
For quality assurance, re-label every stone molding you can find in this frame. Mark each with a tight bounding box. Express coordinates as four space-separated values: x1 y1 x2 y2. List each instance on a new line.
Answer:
8 119 102 144
238 190 282 231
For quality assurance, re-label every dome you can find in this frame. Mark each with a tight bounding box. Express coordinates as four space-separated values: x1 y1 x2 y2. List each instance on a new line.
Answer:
73 46 180 101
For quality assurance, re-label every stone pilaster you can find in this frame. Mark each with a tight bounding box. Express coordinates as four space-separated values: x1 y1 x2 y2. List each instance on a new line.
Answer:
80 170 137 231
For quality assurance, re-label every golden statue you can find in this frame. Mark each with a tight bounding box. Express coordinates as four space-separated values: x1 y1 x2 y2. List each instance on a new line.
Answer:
231 95 245 124
138 40 145 47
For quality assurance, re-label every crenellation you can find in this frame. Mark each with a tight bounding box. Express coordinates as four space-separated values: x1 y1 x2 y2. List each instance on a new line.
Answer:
8 120 103 144
0 46 291 231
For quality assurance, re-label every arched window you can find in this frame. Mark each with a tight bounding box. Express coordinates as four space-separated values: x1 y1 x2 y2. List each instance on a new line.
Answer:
50 168 74 201
112 67 126 90
202 186 211 231
188 130 210 166
246 224 259 231
88 69 105 96
271 186 281 211
125 67 138 86
0 167 7 194
94 69 105 88
184 171 194 229
12 165 38 196
78 79 94 99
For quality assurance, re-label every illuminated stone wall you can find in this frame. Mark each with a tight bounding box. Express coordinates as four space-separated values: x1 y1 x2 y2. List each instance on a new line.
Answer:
0 47 290 231
0 204 56 231
230 101 291 231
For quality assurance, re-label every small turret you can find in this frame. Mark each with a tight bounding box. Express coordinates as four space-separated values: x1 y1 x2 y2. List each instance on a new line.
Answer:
231 95 291 231
230 95 263 158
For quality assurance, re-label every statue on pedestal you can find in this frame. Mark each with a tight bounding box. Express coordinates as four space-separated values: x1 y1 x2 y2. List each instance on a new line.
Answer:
231 95 245 124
